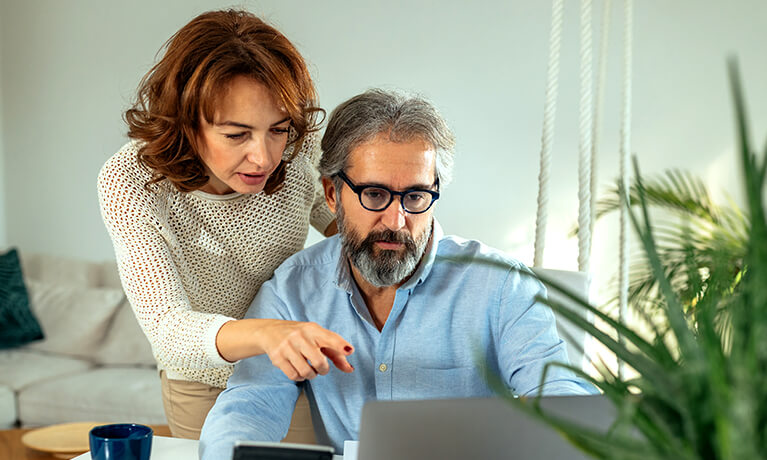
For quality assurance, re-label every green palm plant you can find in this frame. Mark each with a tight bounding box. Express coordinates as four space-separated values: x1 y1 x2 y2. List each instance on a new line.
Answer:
487 59 767 459
593 165 748 328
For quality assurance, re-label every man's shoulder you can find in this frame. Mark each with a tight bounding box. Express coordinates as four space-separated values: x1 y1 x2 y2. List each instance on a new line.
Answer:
273 235 340 277
436 234 527 273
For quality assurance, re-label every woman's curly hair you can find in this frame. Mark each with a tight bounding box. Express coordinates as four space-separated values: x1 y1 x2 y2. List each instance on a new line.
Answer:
125 9 323 194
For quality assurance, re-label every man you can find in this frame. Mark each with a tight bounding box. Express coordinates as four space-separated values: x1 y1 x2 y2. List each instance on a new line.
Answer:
200 89 594 458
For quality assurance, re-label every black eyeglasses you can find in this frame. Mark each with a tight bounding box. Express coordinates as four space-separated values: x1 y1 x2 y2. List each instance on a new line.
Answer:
335 171 440 214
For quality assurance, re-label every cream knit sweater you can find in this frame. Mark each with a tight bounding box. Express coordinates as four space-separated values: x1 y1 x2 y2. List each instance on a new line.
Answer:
97 133 334 388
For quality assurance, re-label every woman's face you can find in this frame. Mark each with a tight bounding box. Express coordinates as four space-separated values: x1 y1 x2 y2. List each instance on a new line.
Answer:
197 75 290 195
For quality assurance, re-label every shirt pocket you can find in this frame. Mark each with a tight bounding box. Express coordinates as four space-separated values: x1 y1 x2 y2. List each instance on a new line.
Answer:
413 366 480 399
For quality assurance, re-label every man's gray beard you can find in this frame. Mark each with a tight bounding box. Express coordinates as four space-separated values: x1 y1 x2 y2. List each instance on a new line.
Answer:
336 202 432 288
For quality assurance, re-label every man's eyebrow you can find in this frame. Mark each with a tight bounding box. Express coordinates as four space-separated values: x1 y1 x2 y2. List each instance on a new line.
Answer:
215 117 291 129
361 180 435 191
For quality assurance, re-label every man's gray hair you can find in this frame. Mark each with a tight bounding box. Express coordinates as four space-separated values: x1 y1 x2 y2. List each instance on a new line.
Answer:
319 89 456 185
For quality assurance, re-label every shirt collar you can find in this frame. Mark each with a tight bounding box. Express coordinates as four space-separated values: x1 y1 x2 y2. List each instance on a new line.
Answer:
334 218 444 293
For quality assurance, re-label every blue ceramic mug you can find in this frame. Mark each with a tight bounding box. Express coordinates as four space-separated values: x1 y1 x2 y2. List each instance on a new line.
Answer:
89 423 153 460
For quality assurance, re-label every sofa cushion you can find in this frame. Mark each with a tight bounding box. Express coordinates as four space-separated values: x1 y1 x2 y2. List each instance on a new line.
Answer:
94 299 156 367
98 261 123 289
19 253 102 287
25 281 125 360
0 384 16 429
18 367 167 427
0 249 44 349
0 349 94 391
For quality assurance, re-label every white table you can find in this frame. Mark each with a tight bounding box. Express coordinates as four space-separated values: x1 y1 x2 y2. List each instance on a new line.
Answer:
72 435 346 459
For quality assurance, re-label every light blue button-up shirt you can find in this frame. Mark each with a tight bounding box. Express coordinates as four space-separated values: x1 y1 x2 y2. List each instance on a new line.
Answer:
200 221 595 458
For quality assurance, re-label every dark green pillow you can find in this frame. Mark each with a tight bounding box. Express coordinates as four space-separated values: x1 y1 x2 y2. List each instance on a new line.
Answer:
0 248 44 349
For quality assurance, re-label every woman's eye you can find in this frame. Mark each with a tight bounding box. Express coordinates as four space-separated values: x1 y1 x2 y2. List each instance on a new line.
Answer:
225 133 246 140
271 127 290 135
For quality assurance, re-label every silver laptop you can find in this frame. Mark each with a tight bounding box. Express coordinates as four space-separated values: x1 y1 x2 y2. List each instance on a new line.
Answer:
357 395 614 460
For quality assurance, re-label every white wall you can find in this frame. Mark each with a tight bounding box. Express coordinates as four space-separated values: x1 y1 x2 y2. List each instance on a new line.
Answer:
1 1 765 300
0 1 7 249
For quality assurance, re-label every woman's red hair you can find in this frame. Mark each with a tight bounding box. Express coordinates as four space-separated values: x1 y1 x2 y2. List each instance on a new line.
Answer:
125 9 322 194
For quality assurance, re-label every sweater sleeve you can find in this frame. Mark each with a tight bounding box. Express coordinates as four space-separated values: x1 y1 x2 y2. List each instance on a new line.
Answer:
302 131 335 233
97 145 233 370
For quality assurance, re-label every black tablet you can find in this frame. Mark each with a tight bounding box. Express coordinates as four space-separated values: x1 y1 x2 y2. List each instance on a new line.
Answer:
232 441 335 460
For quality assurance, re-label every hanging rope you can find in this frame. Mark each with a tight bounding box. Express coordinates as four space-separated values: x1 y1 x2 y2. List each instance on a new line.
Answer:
590 0 612 241
618 0 634 380
577 0 594 272
530 0 633 379
534 0 565 268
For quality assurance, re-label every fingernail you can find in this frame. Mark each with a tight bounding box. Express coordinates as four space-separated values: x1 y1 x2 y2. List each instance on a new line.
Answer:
344 346 353 353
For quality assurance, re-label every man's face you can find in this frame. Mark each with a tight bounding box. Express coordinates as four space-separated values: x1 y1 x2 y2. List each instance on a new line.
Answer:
324 133 438 287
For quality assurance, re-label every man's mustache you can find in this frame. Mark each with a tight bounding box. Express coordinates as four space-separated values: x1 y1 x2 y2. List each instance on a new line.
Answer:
362 229 415 248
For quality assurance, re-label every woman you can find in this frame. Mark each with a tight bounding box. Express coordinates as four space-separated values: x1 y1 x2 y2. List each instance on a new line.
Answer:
98 9 353 440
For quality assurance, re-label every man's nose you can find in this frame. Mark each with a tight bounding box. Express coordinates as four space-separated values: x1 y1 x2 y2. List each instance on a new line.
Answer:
380 197 406 230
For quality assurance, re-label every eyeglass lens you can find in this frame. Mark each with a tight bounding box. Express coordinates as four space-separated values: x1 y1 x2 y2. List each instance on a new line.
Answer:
361 187 432 213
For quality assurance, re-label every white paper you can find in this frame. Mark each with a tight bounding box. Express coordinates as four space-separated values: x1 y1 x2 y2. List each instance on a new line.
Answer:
343 440 359 460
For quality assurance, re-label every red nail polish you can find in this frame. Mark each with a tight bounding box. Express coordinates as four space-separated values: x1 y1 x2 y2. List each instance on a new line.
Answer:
344 346 353 353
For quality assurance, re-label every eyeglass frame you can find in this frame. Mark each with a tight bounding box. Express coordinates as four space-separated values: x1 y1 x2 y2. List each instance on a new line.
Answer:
334 170 440 214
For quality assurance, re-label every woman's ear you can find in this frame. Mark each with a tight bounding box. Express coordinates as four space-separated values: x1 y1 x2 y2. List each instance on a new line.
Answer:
322 177 337 214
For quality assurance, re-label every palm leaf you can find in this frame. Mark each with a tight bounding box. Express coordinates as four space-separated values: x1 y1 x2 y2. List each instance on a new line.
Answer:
485 59 767 459
591 170 722 225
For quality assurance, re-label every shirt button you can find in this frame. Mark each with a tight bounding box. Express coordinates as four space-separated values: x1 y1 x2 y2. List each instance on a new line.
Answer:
378 363 388 372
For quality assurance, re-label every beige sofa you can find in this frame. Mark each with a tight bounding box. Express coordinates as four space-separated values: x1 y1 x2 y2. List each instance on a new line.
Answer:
0 253 166 428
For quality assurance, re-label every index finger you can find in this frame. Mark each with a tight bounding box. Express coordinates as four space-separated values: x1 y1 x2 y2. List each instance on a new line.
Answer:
312 328 355 357
311 329 354 373
321 346 354 373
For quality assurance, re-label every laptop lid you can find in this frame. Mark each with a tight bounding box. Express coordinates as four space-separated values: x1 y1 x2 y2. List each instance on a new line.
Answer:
357 395 614 460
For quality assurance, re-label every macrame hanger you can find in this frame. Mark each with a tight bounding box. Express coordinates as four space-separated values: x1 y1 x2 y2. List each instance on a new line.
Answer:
618 0 634 380
534 0 597 272
577 0 595 273
533 0 564 269
592 0 612 247
533 0 636 376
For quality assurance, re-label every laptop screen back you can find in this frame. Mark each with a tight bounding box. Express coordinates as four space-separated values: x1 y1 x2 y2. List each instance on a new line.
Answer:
357 395 614 460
